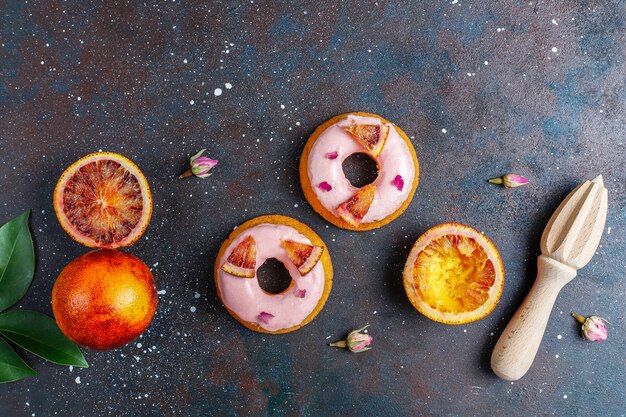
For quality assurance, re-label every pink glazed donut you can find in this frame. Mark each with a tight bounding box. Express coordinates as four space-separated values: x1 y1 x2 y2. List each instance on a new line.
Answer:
214 215 333 334
300 112 419 230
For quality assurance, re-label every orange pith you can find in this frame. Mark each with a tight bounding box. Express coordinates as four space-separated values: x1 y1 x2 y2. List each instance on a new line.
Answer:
53 152 152 249
403 223 504 324
52 249 158 350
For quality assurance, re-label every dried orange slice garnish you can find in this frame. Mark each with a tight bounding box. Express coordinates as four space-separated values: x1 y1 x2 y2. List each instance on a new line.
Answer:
344 123 389 158
221 236 257 278
53 152 152 249
336 184 376 227
282 239 324 276
403 223 504 324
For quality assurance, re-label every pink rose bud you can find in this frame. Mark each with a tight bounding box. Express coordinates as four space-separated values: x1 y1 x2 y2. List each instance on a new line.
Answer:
257 311 274 325
326 151 338 160
179 149 218 179
318 181 332 192
488 173 529 188
572 314 608 342
328 325 373 353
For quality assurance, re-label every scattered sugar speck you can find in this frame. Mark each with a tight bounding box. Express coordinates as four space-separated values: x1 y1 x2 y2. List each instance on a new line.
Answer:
194 292 201 298
190 306 197 312
557 334 562 340
75 377 81 384
552 47 558 53
214 88 223 96
137 343 142 348
190 100 195 105
157 289 166 295
225 83 232 89
442 128 447 133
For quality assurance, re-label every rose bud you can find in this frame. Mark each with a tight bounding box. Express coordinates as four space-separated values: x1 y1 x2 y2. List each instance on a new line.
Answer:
328 325 373 353
572 313 608 342
179 149 218 179
488 173 529 188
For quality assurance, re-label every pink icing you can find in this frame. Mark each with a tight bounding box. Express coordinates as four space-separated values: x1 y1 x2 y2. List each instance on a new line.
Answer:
216 223 326 332
307 115 416 223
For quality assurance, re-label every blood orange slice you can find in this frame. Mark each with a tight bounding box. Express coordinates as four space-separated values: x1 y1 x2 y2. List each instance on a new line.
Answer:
221 235 256 278
281 239 324 276
344 123 389 158
336 184 376 226
53 152 152 249
403 223 504 324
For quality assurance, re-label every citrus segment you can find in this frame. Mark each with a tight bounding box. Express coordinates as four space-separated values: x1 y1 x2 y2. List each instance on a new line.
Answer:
281 239 324 276
336 184 376 226
53 152 152 249
344 123 389 158
221 235 256 278
403 223 504 324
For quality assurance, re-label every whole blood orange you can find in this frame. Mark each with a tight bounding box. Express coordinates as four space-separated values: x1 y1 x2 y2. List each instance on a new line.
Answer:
53 152 152 249
52 249 158 350
403 223 504 324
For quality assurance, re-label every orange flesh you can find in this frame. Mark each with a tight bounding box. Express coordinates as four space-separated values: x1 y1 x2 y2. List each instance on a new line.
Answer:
222 236 257 277
282 240 323 275
413 234 496 313
62 160 144 246
336 184 376 225
344 124 388 156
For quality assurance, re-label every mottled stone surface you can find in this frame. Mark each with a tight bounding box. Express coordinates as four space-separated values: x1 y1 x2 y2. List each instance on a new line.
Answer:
1 1 625 416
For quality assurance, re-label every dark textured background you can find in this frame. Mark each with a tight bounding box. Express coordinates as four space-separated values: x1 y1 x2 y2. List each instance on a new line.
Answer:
1 1 625 416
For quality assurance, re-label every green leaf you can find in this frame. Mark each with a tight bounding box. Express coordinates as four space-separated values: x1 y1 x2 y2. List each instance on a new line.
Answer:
0 210 35 311
0 310 88 368
0 336 36 383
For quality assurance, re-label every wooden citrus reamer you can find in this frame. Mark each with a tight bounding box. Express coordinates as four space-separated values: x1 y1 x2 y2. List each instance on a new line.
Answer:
491 176 608 381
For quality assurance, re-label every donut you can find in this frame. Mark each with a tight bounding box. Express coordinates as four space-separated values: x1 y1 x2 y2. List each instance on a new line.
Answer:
214 215 333 334
300 112 419 231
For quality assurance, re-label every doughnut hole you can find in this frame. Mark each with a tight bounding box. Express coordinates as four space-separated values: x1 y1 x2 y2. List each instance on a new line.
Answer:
342 153 379 188
256 258 293 294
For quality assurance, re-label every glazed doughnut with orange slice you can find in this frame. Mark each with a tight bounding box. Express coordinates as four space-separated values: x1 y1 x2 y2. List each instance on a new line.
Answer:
214 215 332 334
300 112 419 231
403 223 505 325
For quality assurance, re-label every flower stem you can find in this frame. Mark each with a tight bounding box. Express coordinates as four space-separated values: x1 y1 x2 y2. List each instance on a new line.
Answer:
179 169 193 179
571 313 586 324
328 340 347 348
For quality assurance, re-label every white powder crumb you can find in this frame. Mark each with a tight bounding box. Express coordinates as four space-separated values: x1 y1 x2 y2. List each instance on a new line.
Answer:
552 19 558 25
134 356 140 362
69 366 74 372
451 0 458 3
557 334 562 340
373 310 377 315
225 82 232 89
552 47 558 53
183 59 188 63
157 290 166 295
77 97 82 101
153 262 159 267
607 227 611 234
484 60 488 65
280 104 285 109
137 343 142 348
442 128 447 133
214 88 222 96
194 292 201 298
190 306 197 312
40 60 44 65
294 204 299 208
563 394 567 399
190 100 195 105
325 335 331 339
75 377 81 384
555 354 559 358
463 329 467 333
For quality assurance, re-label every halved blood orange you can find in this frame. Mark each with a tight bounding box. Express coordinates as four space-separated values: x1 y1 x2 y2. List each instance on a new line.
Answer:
221 235 256 278
336 184 376 227
344 123 389 158
53 152 152 249
281 239 324 276
403 223 504 324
